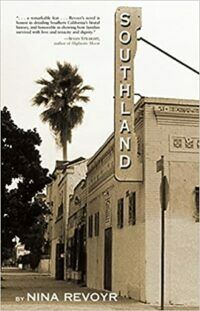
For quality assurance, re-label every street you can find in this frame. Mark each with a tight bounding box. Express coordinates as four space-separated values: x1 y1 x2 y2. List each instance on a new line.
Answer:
1 269 198 311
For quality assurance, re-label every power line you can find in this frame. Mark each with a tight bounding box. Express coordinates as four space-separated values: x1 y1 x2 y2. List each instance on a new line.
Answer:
138 37 199 75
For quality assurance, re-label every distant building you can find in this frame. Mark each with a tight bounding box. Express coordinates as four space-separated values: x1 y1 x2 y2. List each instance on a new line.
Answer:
46 157 87 280
86 97 199 306
66 179 87 284
15 243 30 260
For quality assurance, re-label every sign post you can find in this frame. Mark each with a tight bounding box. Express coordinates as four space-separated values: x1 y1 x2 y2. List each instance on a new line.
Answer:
156 155 168 310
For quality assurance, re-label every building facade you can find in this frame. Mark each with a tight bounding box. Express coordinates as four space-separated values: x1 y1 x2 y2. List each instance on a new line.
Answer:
46 158 87 280
86 97 199 306
47 97 199 306
86 131 145 300
139 97 199 305
66 179 87 284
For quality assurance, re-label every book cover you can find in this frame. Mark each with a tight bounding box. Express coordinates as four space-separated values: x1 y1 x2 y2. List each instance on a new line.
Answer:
1 1 199 311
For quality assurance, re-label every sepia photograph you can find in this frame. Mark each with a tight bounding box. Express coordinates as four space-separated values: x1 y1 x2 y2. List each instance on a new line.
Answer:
1 1 199 310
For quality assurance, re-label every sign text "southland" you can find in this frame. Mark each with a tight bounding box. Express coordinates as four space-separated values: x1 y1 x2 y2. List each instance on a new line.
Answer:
114 7 141 181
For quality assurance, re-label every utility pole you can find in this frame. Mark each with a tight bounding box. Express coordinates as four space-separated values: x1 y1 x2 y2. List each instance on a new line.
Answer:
156 155 169 310
161 158 165 311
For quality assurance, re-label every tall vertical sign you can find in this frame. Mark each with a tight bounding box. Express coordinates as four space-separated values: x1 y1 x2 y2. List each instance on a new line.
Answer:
114 7 142 181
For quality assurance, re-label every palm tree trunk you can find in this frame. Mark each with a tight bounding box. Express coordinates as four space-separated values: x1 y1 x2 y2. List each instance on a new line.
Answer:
62 142 67 161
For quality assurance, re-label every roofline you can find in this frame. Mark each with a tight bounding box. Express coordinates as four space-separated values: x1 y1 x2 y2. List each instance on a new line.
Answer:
58 158 87 186
65 158 87 170
135 96 199 111
51 157 86 175
87 132 114 166
88 96 199 166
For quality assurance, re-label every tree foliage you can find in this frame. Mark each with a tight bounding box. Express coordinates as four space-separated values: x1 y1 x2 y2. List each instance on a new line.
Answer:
1 107 51 261
22 196 50 269
32 61 93 160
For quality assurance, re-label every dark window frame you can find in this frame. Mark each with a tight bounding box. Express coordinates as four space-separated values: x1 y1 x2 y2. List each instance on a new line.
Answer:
88 215 93 238
195 186 199 222
129 192 136 226
94 212 100 236
117 198 124 229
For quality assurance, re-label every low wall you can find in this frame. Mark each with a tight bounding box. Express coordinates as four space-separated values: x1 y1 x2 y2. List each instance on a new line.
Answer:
37 259 50 273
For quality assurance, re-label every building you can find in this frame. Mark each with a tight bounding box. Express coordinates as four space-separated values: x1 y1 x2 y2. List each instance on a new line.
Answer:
86 132 143 297
46 157 87 280
66 179 87 284
86 97 199 306
15 243 30 261
46 96 199 306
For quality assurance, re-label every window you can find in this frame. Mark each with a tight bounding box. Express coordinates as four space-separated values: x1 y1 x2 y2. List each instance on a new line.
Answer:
195 186 199 222
117 198 124 229
88 215 93 238
129 192 136 225
66 238 72 268
94 212 100 236
57 203 63 217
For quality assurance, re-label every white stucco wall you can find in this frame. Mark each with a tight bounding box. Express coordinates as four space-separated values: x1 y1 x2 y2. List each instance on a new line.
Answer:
112 182 145 301
143 99 199 306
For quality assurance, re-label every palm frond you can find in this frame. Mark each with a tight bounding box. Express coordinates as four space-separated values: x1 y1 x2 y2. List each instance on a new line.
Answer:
36 79 50 86
46 68 58 79
69 106 84 128
32 94 49 106
56 61 63 72
40 108 56 123
80 85 94 92
76 95 90 103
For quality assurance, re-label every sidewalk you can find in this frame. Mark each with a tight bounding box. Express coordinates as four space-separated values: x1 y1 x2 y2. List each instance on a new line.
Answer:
1 270 198 311
2 267 50 276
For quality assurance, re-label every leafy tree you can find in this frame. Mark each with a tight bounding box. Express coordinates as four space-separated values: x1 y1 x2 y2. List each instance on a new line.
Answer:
1 107 50 262
32 61 93 160
22 197 50 270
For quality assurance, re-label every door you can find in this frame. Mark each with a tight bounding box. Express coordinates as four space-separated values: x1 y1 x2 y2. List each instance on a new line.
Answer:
104 228 112 290
55 243 64 280
78 225 86 282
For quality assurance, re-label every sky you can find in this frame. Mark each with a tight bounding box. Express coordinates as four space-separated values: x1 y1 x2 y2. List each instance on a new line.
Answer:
1 0 199 173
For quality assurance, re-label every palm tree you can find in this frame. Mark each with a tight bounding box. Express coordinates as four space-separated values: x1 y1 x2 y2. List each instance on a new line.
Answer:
33 62 93 160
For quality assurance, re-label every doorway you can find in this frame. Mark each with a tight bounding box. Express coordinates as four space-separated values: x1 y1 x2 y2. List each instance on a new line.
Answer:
104 228 112 290
55 243 64 280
